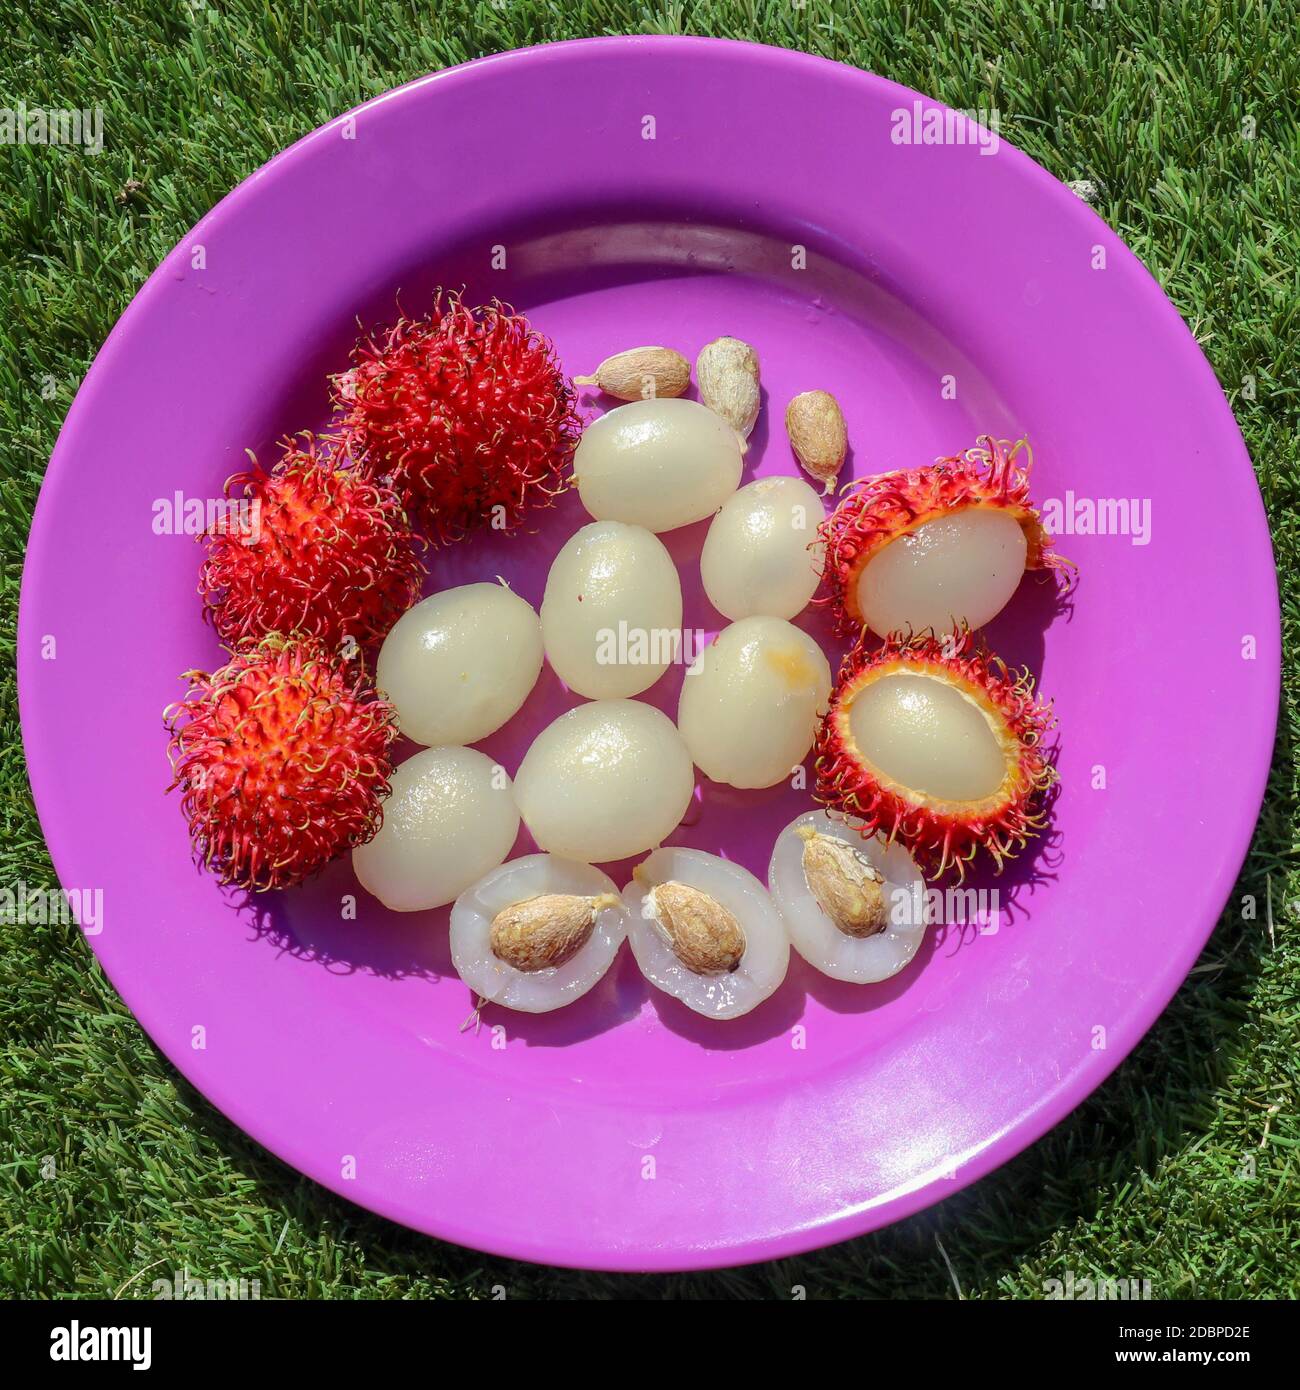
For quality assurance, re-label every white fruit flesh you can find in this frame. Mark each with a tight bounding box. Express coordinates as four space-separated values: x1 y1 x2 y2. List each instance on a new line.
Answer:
768 811 926 983
846 673 1005 802
450 855 629 1013
513 699 694 863
678 616 832 789
541 520 682 699
625 847 789 1019
573 398 744 532
352 746 519 912
376 582 543 747
856 507 1027 635
700 475 824 621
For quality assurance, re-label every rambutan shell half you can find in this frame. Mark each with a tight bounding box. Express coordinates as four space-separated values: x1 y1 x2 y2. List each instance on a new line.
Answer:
814 629 1056 879
819 435 1073 634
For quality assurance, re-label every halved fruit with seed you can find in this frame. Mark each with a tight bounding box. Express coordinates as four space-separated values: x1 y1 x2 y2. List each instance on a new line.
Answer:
769 810 926 983
450 855 629 1013
624 848 789 1020
814 629 1056 879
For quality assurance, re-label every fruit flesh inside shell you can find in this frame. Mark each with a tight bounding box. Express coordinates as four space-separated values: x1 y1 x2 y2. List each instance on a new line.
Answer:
818 438 1072 641
814 631 1056 879
845 672 1007 803
855 506 1028 636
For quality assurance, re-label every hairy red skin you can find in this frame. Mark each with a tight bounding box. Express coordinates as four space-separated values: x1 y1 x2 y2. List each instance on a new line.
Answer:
819 436 1072 633
164 637 399 892
814 629 1056 880
333 294 582 543
198 434 424 651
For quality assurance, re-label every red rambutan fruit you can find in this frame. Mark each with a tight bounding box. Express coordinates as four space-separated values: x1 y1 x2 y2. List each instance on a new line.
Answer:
164 636 399 892
198 433 424 651
814 628 1056 880
332 293 582 544
819 435 1073 635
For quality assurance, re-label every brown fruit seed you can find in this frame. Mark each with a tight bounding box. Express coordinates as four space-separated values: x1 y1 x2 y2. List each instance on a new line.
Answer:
797 827 887 938
786 390 848 492
574 347 691 401
647 880 746 975
697 336 761 439
489 892 620 973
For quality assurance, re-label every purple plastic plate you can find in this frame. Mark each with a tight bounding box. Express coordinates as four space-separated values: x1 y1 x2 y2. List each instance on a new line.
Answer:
19 37 1279 1271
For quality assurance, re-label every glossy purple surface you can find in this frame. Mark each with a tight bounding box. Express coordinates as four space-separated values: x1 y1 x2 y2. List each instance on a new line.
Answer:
19 38 1279 1271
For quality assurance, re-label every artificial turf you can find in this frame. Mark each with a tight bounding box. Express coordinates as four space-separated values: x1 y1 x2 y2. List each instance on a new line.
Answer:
1 0 1296 1300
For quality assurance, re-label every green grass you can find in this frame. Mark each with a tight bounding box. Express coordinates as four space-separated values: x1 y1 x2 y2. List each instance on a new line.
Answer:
1 0 1297 1299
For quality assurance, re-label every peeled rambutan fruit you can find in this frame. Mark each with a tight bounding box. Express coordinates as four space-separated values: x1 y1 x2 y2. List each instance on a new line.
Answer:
198 433 424 651
819 435 1072 636
333 293 582 543
164 636 399 892
814 628 1056 879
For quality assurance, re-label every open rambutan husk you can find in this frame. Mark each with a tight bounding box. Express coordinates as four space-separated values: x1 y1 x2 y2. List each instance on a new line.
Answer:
164 635 399 892
332 292 582 544
814 628 1057 880
198 432 424 652
818 435 1073 633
